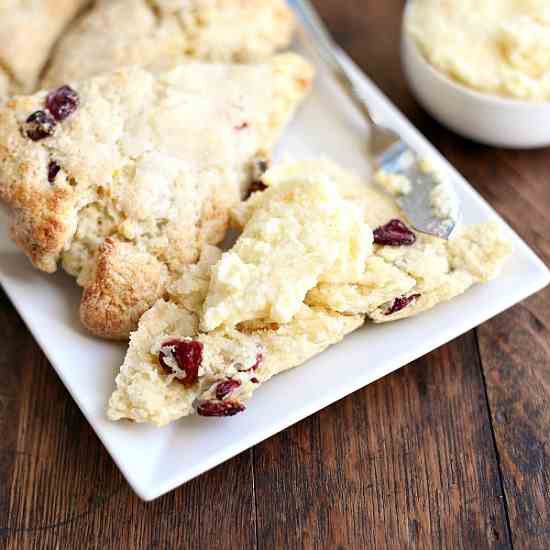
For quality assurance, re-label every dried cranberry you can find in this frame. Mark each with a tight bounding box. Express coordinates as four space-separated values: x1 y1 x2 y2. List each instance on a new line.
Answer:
373 219 416 246
48 161 60 183
197 400 246 417
245 181 268 200
46 85 79 122
159 339 203 387
215 379 241 400
250 377 259 384
24 111 56 141
385 294 421 315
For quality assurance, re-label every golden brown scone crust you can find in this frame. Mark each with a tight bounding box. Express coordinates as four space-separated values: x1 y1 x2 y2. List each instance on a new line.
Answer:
0 100 78 272
79 238 169 340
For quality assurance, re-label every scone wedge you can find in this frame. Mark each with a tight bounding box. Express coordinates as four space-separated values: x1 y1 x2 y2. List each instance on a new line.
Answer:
108 248 364 426
232 159 512 322
308 222 512 321
108 159 512 427
0 0 89 98
0 54 313 339
43 0 296 88
305 167 512 321
109 164 372 426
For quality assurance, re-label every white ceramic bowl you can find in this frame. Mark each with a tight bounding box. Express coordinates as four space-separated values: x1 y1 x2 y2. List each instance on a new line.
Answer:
401 10 550 149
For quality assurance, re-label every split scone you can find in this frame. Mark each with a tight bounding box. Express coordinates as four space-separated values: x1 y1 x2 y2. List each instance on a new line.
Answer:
108 288 363 425
233 159 512 322
108 165 372 425
0 54 313 339
108 159 512 425
43 0 296 88
0 0 89 98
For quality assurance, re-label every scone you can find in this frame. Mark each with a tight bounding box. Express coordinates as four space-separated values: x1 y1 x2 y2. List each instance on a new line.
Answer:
0 0 89 97
43 0 296 88
109 164 371 425
108 250 364 426
108 298 363 426
232 159 512 322
308 221 512 321
0 54 314 339
108 159 512 426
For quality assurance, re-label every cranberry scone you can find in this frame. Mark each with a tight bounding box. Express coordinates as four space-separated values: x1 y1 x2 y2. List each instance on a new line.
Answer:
108 298 363 425
308 220 511 321
43 0 295 88
109 164 371 425
232 159 512 322
108 240 365 425
0 0 89 98
0 54 313 339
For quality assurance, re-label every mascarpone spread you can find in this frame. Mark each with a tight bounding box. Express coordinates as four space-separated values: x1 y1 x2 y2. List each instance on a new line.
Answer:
406 0 550 102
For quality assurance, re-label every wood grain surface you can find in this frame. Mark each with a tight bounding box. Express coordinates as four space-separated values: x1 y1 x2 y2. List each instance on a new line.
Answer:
1 1 549 549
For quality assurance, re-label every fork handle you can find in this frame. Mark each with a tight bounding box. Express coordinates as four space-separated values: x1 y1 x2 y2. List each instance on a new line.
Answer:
290 0 378 127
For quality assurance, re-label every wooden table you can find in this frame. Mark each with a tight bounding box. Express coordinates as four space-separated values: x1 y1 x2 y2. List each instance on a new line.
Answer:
1 1 549 548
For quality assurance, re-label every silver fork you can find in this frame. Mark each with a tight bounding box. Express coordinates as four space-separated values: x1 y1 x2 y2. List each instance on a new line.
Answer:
290 0 460 239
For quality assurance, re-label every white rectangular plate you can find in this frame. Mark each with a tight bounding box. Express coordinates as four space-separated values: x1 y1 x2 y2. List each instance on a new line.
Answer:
1 40 548 501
